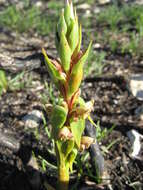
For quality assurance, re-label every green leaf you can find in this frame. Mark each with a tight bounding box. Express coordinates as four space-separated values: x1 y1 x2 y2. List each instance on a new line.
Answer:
62 140 74 159
72 41 92 74
67 42 92 97
51 105 68 139
68 18 79 53
59 31 72 72
76 97 85 107
70 119 85 148
0 70 8 95
72 24 82 59
64 3 71 29
57 10 67 35
42 48 65 87
67 66 83 98
67 148 77 172
56 140 65 164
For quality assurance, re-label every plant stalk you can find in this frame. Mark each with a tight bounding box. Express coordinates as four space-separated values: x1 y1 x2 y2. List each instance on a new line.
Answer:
57 164 69 190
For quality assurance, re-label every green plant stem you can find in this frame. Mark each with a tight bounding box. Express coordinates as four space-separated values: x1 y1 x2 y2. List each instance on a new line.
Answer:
55 142 69 190
58 164 69 190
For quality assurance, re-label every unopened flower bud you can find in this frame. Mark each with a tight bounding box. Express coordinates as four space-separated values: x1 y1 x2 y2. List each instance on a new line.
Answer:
64 0 74 27
80 136 94 151
57 9 67 36
68 17 79 53
58 126 73 140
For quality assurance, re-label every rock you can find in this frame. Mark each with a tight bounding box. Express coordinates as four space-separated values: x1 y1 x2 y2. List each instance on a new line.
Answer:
93 43 101 49
135 106 143 120
27 155 39 170
129 74 143 100
23 110 43 129
127 129 143 159
98 0 111 5
0 0 6 5
85 121 106 180
0 130 20 152
0 52 41 73
77 3 91 10
27 156 41 190
135 0 143 5
0 53 14 67
35 1 43 7
93 7 101 14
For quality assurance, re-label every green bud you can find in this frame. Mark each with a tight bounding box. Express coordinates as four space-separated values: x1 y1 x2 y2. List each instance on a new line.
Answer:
67 16 79 53
64 0 75 35
57 10 67 36
59 31 72 72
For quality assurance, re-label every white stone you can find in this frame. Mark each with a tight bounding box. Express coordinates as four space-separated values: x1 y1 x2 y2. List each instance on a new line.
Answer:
35 1 43 7
77 3 90 10
127 129 143 159
23 110 43 129
129 74 143 100
135 0 143 5
94 43 101 49
98 0 111 5
93 7 101 14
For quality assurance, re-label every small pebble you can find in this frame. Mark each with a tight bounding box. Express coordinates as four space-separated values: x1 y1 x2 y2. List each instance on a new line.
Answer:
23 110 43 129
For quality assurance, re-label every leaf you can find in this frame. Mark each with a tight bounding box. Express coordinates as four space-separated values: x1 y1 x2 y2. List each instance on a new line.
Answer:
59 31 72 72
62 140 74 159
72 41 92 74
64 3 71 29
67 148 77 172
0 70 7 88
67 66 83 98
76 97 85 107
68 18 79 53
67 42 92 97
56 140 65 164
0 70 8 95
70 118 85 148
88 115 97 128
51 105 68 139
72 24 82 59
42 48 65 87
57 10 67 35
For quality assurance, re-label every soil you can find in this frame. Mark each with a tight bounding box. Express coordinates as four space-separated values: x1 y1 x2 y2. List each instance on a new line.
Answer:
0 0 143 190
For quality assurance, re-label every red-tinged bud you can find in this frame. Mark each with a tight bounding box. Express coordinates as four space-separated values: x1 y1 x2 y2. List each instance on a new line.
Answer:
58 126 73 141
80 136 94 151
